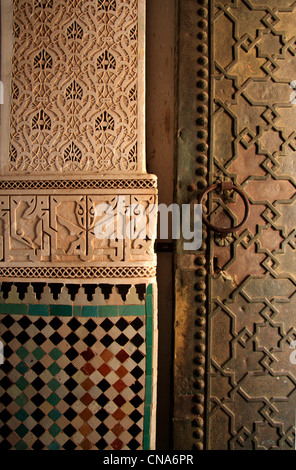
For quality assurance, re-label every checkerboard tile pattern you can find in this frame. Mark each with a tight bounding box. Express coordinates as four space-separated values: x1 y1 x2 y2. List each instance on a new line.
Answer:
0 314 146 450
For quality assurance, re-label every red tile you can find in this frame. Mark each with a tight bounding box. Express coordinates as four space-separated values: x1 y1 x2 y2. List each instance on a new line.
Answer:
81 363 95 376
112 438 124 450
81 348 95 361
98 363 111 377
100 349 113 363
81 378 94 391
81 393 94 406
80 408 93 422
116 365 128 378
112 409 126 421
113 394 126 407
81 439 92 450
116 350 129 363
79 423 92 437
113 379 127 393
112 423 124 437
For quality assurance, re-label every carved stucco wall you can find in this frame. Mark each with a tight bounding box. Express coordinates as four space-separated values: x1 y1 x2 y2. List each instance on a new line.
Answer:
0 0 157 451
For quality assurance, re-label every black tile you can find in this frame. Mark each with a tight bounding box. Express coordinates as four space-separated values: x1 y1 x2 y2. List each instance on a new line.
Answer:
116 333 129 346
32 439 45 450
130 395 143 409
84 319 97 333
116 318 129 331
130 318 144 331
49 317 63 330
16 331 30 345
95 438 108 450
33 333 47 346
0 375 13 390
97 393 109 407
65 378 78 392
65 332 79 346
1 392 13 406
1 330 14 344
17 316 32 329
0 424 12 439
101 334 113 348
1 315 15 329
64 364 77 377
32 424 45 438
34 318 47 331
128 423 141 437
130 333 144 348
31 393 45 407
100 318 113 332
0 439 12 450
4 345 14 359
31 409 45 422
83 333 96 347
98 379 110 392
67 318 81 332
63 392 77 406
127 438 140 450
96 422 108 436
0 361 13 374
64 408 77 421
95 409 108 422
130 381 143 394
63 439 76 450
131 366 144 380
0 409 12 423
64 424 76 437
32 361 46 375
65 347 79 361
31 377 45 391
131 350 144 364
49 332 63 345
129 410 142 423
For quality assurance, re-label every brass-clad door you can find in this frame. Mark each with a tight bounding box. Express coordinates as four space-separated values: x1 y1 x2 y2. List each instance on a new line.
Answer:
174 0 296 450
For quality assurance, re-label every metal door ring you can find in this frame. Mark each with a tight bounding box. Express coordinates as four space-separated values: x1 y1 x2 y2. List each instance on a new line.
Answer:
199 182 250 234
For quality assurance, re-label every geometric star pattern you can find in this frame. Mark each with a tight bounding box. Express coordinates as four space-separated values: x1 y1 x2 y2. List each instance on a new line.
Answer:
0 314 146 450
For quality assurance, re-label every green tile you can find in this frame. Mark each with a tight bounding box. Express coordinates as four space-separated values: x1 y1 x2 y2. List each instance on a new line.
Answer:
146 347 152 376
47 393 61 406
50 305 72 317
16 346 29 360
73 306 81 316
49 423 61 438
48 442 60 450
48 363 61 376
99 305 118 317
119 305 145 316
15 393 28 407
146 294 153 317
81 306 99 317
143 405 151 450
48 409 62 422
146 316 153 347
15 424 29 438
16 377 29 391
0 303 28 315
33 347 46 360
29 304 49 316
49 348 63 361
16 361 29 375
15 409 29 422
146 284 153 296
48 378 61 392
145 375 152 405
15 440 28 450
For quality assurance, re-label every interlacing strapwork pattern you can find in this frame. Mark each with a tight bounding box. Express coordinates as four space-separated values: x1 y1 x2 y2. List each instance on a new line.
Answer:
9 0 139 173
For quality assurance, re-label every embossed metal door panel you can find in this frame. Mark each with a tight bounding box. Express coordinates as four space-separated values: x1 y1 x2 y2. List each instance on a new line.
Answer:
174 0 296 450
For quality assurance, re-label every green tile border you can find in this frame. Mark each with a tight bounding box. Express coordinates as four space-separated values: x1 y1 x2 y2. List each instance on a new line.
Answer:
28 304 49 316
119 305 145 316
0 304 28 315
143 283 154 450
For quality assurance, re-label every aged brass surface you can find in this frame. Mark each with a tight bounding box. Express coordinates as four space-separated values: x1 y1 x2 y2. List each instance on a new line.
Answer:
175 0 296 450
